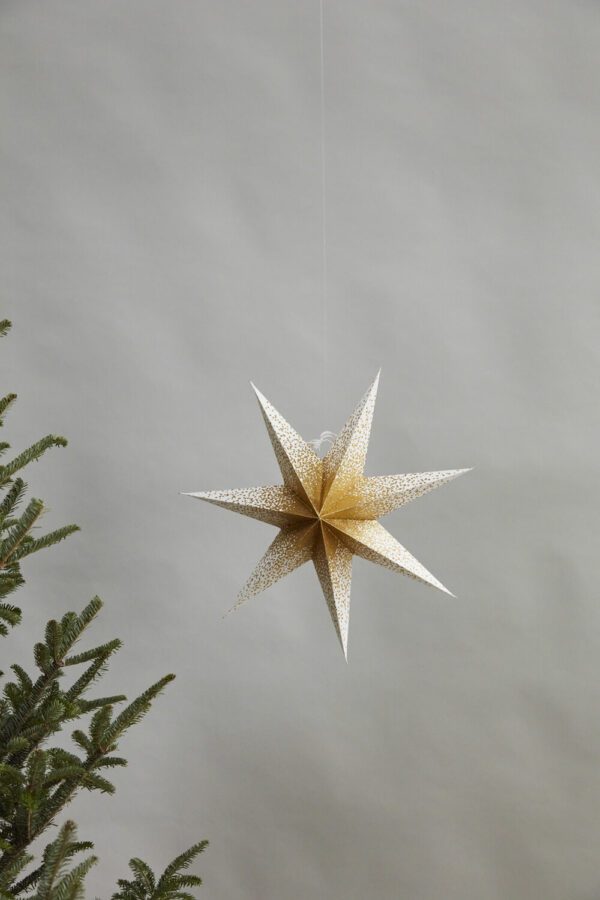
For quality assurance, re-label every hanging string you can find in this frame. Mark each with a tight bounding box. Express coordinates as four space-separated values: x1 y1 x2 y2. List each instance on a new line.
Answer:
319 0 328 424
309 1 336 457
309 0 338 458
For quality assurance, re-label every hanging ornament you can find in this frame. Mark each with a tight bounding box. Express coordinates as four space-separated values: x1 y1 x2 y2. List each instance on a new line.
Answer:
184 373 470 659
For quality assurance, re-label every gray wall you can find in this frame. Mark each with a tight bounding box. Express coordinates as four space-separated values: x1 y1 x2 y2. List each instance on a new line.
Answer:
2 2 600 898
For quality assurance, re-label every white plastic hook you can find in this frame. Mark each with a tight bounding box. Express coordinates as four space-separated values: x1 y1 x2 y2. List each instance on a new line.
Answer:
309 430 337 456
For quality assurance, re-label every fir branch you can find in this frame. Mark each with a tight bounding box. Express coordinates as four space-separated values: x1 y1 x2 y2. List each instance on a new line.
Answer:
62 654 119 705
0 849 34 895
0 500 44 568
112 841 207 900
70 732 91 755
11 833 93 898
0 666 62 745
102 675 175 749
41 854 97 900
64 638 122 668
0 395 17 426
59 598 103 651
29 821 97 900
92 756 127 770
0 605 21 637
160 843 208 882
129 858 155 895
0 481 26 523
45 622 62 667
10 667 32 694
0 437 68 488
76 696 126 714
5 675 176 854
15 526 79 562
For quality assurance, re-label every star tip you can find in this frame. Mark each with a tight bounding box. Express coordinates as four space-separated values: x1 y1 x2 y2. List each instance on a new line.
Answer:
338 634 349 661
250 382 267 404
363 369 381 397
225 599 243 617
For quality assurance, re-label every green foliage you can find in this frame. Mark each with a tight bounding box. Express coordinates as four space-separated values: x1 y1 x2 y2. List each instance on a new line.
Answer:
113 842 207 900
10 820 97 900
0 595 175 889
0 322 205 896
0 322 78 623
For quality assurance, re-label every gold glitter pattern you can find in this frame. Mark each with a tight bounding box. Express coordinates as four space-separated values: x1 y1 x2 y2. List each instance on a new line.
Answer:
331 469 471 520
328 519 451 594
186 375 469 659
320 372 379 516
252 383 322 510
234 523 318 610
313 525 353 656
183 486 314 528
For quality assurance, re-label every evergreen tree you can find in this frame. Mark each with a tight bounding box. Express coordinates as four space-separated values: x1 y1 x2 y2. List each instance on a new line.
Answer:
0 321 206 895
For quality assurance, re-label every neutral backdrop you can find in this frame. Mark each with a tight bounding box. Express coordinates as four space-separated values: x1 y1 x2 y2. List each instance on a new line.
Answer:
2 2 600 898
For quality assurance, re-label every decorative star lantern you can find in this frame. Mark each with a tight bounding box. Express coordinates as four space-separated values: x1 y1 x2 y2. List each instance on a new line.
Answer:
185 373 469 659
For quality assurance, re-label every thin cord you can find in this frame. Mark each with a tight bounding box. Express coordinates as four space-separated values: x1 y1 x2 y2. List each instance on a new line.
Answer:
310 2 336 455
319 0 328 422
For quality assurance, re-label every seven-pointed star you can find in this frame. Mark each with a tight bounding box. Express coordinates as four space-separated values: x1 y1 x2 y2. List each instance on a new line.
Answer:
185 373 470 659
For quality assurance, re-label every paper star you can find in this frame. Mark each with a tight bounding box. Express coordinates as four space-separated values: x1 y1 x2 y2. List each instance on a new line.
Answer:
185 373 469 659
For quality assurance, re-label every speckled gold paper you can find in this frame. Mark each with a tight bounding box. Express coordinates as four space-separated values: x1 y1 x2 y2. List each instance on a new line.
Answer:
185 374 470 659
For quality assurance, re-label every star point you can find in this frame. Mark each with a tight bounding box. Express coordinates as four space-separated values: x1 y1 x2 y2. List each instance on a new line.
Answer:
186 376 469 658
